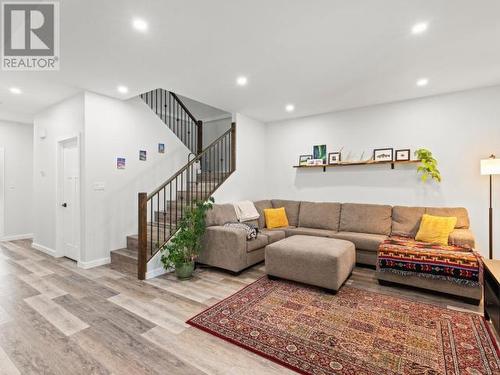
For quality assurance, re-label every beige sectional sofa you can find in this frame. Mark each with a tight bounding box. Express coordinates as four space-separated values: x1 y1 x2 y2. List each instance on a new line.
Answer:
198 199 475 274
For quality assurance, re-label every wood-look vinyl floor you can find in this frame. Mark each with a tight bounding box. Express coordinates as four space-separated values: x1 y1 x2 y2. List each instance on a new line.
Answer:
0 239 486 375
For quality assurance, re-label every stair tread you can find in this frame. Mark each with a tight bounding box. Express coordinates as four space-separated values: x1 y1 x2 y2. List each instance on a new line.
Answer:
111 248 138 259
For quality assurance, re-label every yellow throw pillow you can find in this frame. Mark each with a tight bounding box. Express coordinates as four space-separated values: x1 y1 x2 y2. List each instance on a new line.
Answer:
264 207 289 229
415 214 457 246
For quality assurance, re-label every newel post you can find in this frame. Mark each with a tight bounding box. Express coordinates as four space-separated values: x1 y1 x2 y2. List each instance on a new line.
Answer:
138 192 148 280
230 122 236 172
197 120 203 155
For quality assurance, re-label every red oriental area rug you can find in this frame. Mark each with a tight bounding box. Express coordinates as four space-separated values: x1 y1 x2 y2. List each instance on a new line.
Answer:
187 277 500 375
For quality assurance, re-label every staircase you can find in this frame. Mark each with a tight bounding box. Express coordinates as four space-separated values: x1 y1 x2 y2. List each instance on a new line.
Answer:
110 89 236 279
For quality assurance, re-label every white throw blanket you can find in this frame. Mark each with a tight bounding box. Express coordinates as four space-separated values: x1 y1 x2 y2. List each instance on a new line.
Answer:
233 201 260 222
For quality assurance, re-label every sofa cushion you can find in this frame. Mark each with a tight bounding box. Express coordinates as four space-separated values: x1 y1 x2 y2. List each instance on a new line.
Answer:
448 229 475 248
298 201 341 231
425 207 469 229
339 203 392 235
284 227 337 238
331 232 388 251
254 200 273 229
205 204 237 227
260 229 286 244
391 206 425 237
271 200 301 227
246 234 268 252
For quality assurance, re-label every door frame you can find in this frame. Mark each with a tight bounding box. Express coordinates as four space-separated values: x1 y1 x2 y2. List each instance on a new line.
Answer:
0 147 4 239
56 135 81 260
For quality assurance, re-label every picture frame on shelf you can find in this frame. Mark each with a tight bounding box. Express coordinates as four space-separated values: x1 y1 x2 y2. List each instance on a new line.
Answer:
395 149 410 161
299 154 313 166
313 145 327 163
328 152 341 165
373 148 393 162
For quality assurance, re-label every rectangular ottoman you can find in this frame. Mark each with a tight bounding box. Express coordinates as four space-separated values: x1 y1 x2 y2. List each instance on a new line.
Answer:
265 235 356 291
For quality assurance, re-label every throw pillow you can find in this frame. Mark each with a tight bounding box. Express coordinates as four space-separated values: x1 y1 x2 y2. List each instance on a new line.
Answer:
264 207 289 229
415 214 457 246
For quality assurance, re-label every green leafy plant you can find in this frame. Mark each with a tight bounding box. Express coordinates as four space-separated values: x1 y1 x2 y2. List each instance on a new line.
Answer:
415 148 441 182
161 197 214 272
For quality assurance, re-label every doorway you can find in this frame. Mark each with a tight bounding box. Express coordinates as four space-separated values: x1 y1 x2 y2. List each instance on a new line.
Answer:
0 148 4 239
57 137 80 261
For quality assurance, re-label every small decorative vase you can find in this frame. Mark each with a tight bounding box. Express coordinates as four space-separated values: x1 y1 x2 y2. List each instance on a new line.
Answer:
175 261 195 280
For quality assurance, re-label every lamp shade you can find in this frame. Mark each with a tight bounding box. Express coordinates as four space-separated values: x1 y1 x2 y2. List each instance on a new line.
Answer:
481 157 500 175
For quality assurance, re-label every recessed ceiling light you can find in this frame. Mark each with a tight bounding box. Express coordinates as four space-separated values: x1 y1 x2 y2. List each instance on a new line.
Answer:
117 85 129 94
132 18 148 32
9 87 22 95
412 22 428 35
416 78 429 87
236 76 248 86
285 104 295 112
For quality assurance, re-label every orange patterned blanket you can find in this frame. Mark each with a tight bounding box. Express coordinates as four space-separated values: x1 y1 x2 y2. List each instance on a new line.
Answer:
377 236 482 286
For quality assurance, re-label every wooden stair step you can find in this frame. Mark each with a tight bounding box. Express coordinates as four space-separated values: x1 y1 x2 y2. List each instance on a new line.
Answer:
110 248 137 275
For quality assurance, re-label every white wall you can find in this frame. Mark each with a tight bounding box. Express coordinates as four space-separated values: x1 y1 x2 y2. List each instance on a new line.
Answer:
266 86 500 258
0 120 33 239
82 92 190 263
212 113 268 203
33 94 84 252
202 117 232 146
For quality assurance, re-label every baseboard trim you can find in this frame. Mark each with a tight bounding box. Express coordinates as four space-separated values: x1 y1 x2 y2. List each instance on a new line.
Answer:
32 242 58 257
145 266 170 279
78 257 110 269
1 233 34 242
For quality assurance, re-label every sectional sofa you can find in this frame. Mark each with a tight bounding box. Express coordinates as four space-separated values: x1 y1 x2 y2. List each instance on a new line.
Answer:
198 200 479 300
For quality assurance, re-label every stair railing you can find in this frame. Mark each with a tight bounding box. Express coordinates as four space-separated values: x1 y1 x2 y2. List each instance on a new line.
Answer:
137 123 236 279
141 89 203 154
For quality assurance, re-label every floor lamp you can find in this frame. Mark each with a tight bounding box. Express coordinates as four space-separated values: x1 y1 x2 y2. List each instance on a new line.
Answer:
480 154 500 259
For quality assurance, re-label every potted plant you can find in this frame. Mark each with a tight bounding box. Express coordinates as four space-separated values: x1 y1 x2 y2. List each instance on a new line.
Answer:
160 197 214 279
415 148 441 182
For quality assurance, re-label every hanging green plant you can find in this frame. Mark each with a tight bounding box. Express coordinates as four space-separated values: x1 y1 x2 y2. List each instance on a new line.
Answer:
415 148 441 182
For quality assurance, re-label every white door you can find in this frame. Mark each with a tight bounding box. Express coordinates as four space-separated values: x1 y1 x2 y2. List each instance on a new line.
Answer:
0 148 4 239
61 140 79 261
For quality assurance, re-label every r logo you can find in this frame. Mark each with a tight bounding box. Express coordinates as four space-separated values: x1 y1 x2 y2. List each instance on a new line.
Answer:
2 1 59 70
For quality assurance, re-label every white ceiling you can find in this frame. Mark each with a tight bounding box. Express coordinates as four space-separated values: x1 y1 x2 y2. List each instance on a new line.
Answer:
1 0 500 123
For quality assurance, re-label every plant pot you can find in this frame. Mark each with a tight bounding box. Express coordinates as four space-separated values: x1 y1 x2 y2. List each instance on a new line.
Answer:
175 261 195 280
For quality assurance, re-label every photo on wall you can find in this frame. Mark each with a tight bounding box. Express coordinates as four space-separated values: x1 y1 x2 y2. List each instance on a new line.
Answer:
158 143 165 153
117 157 126 169
373 148 393 162
313 145 327 163
139 150 147 161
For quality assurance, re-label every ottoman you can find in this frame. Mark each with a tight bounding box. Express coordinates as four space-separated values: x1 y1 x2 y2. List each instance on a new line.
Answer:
265 235 355 291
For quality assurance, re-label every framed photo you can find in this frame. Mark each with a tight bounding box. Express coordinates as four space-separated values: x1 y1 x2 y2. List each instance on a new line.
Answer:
313 145 327 163
158 143 165 153
373 148 393 162
139 150 147 161
328 152 341 164
117 157 126 169
299 154 312 166
395 149 410 161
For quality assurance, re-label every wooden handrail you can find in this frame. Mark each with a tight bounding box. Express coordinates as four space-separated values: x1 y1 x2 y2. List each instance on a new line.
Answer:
148 124 234 199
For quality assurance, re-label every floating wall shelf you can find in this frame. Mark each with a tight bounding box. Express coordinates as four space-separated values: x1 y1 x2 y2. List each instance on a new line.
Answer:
293 160 421 172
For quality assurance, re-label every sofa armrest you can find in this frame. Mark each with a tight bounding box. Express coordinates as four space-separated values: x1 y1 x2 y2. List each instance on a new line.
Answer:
198 226 248 272
449 229 475 248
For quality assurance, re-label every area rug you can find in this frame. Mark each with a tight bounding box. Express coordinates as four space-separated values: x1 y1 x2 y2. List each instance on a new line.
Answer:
187 277 500 375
